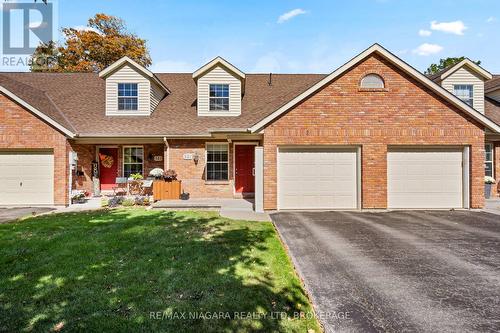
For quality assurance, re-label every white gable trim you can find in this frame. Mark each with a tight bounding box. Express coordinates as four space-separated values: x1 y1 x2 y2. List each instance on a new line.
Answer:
99 56 170 94
192 56 245 80
440 59 492 81
0 86 76 138
248 44 500 134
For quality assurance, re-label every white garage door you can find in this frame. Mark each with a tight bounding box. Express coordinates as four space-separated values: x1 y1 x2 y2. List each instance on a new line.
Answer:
387 148 463 209
0 151 54 205
278 148 358 209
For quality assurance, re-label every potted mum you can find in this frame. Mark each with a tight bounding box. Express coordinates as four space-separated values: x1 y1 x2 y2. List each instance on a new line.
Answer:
149 168 164 180
485 176 496 199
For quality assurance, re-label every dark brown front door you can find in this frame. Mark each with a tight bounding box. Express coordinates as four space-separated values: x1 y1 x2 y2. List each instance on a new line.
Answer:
235 145 255 193
99 148 118 190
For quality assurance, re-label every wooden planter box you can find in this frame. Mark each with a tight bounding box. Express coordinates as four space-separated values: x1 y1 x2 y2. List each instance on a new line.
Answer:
153 180 182 201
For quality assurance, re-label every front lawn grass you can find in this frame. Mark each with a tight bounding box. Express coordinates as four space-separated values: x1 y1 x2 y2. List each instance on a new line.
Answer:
0 209 320 332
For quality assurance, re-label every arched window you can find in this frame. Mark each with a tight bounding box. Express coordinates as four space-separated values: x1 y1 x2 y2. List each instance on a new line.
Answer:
360 74 384 89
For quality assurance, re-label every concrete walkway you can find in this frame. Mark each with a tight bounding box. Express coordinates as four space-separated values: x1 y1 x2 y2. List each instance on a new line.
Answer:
483 198 500 216
55 197 103 213
152 198 271 221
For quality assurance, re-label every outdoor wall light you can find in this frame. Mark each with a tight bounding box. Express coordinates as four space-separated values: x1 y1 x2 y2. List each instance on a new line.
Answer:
193 152 200 165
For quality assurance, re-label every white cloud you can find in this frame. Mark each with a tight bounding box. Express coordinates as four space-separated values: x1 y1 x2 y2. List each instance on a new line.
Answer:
418 29 432 37
430 20 467 35
412 43 443 56
486 16 496 23
150 60 195 73
277 8 307 23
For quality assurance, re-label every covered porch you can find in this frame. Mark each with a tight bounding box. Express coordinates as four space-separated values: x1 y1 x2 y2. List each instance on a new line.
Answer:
68 135 265 211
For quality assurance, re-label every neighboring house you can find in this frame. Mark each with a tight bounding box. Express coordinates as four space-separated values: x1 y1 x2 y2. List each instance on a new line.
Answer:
1 44 499 210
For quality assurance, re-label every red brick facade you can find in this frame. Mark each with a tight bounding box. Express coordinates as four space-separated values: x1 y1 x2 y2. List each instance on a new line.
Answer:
262 54 486 210
0 94 69 205
0 53 495 208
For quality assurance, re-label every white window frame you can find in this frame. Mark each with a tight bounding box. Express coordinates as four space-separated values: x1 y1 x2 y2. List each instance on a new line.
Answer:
205 142 229 181
209 84 230 111
122 145 144 178
485 143 494 178
118 83 139 111
453 84 473 107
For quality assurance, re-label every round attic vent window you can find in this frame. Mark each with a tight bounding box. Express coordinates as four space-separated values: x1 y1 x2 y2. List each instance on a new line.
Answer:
360 74 385 89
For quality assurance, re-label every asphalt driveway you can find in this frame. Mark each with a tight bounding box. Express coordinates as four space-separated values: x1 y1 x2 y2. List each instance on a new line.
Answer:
0 207 54 223
271 210 500 333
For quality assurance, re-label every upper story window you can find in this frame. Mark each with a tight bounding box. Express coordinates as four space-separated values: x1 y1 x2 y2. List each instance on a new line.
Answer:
453 84 473 107
209 84 229 111
118 83 138 110
360 74 384 89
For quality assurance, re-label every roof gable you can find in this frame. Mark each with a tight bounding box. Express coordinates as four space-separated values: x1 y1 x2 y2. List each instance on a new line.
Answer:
439 59 492 81
99 56 170 93
249 43 500 134
192 56 245 80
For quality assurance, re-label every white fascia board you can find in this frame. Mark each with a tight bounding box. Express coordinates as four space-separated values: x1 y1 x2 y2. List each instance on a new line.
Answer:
192 56 245 80
440 59 492 81
0 86 75 138
248 43 500 134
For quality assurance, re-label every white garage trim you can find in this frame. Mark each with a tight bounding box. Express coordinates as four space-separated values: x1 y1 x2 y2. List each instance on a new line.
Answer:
387 146 468 209
0 150 54 206
277 146 360 210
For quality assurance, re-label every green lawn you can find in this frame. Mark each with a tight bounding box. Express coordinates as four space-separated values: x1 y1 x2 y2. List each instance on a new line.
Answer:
0 209 320 332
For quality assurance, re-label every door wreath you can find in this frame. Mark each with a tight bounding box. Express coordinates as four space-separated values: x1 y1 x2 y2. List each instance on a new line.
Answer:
99 153 114 168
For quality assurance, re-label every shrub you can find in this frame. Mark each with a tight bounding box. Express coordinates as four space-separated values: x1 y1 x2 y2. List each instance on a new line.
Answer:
122 198 135 206
108 196 124 208
134 196 150 206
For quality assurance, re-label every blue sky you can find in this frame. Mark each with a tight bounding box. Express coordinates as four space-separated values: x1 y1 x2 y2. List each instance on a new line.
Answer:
4 0 500 73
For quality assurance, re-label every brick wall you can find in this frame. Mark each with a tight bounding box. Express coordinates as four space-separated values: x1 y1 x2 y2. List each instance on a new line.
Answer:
168 140 234 198
263 54 485 210
0 94 69 205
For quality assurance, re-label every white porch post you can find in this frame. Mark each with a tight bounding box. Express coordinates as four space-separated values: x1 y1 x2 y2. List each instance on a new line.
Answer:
254 146 264 213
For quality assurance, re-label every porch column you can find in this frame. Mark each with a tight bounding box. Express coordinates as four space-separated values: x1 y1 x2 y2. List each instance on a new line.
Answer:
164 138 169 170
254 146 264 212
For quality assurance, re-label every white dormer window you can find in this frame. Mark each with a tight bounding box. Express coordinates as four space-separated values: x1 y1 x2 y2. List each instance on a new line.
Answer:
193 57 245 116
99 56 169 116
209 84 229 111
118 83 138 110
453 84 473 107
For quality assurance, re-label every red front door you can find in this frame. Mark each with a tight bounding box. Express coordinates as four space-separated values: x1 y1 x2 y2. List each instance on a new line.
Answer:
235 145 255 193
99 148 118 190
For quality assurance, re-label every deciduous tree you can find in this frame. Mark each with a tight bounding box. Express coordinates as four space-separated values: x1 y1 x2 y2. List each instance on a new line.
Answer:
31 13 151 72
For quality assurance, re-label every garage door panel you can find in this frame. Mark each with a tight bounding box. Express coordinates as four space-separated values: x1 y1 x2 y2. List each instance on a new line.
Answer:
278 148 357 210
0 151 54 205
388 149 463 209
